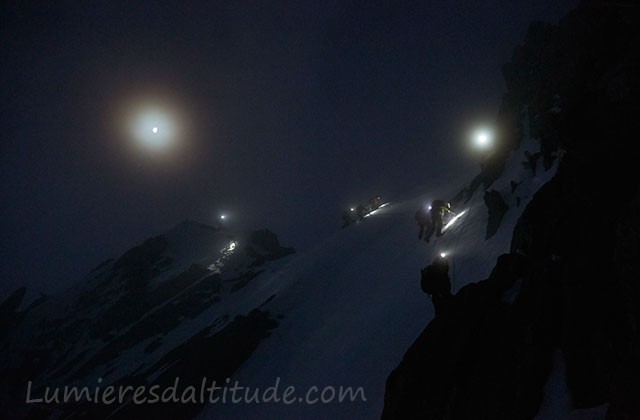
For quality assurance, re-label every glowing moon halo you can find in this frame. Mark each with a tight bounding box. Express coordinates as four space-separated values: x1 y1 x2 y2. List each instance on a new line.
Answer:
118 91 193 162
471 128 494 151
129 108 176 151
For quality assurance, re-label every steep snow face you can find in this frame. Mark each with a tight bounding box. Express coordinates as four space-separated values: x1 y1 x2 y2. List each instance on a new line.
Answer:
198 137 559 419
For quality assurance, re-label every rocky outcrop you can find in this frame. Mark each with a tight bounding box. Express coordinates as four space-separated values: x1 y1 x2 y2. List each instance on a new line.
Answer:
484 189 508 239
246 229 295 266
383 253 551 420
383 2 640 419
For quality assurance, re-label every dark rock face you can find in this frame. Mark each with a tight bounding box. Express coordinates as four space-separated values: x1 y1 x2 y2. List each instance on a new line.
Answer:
383 2 640 419
383 253 552 420
484 189 508 239
247 229 295 261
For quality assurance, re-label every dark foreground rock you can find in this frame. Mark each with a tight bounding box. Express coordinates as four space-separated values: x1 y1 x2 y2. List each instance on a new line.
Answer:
383 2 640 419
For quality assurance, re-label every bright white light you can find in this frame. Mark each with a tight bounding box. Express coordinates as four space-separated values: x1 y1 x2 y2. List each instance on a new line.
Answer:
350 208 354 212
118 88 194 161
473 128 494 150
220 215 226 220
440 252 447 258
208 240 239 272
442 210 467 232
131 108 176 151
363 201 390 218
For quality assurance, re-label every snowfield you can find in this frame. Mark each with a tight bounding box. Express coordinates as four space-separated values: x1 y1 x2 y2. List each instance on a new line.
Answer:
196 136 565 419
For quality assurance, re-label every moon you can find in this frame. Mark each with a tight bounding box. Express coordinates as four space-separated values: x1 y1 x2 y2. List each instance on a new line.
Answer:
119 91 193 158
128 108 175 151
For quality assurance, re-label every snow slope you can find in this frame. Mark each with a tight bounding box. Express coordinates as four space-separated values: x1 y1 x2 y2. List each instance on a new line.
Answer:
3 134 589 420
197 136 560 419
0 223 296 411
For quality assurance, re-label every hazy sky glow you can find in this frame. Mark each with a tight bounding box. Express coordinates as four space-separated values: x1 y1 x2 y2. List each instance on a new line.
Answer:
1 1 579 296
116 89 197 163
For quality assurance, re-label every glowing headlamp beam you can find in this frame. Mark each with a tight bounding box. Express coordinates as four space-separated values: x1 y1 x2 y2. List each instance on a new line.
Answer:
442 210 467 233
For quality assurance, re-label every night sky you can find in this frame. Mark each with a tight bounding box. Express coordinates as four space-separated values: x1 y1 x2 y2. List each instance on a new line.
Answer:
1 1 578 297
